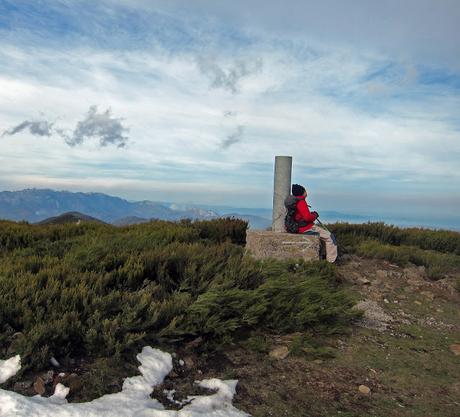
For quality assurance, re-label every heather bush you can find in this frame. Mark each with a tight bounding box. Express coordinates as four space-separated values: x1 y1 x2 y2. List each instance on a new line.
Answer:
0 218 356 372
329 222 460 278
329 222 460 255
355 240 460 279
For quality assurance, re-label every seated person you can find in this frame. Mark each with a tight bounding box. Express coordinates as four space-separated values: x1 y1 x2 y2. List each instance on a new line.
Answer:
286 184 338 263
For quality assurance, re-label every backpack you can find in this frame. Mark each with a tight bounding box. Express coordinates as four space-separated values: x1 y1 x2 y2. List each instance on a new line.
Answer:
284 195 308 233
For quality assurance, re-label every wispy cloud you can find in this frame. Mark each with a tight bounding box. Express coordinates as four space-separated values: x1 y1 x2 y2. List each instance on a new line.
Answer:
196 56 262 93
221 125 244 149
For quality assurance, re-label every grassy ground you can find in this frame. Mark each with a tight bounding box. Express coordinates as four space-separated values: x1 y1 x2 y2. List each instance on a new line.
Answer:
1 221 459 416
151 256 459 417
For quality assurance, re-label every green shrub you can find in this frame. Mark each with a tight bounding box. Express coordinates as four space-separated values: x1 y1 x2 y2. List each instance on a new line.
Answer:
329 222 460 279
329 222 460 255
0 218 356 372
354 239 460 279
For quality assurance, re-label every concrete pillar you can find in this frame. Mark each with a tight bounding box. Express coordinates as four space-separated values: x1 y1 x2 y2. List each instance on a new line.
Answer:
272 156 292 232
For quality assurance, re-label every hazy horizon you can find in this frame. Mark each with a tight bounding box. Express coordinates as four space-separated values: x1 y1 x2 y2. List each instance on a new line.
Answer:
1 186 459 231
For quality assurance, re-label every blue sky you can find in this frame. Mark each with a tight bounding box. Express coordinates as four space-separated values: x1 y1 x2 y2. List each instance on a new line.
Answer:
0 0 459 220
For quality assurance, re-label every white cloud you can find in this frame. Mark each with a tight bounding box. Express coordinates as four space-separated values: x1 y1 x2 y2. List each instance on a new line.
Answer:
0 8 459 214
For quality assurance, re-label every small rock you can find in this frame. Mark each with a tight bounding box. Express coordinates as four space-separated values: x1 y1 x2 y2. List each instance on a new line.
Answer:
50 357 60 367
414 301 422 305
375 270 388 279
313 359 323 364
33 377 46 395
269 346 289 360
178 359 185 366
449 344 460 356
358 277 371 285
358 384 371 395
383 299 389 304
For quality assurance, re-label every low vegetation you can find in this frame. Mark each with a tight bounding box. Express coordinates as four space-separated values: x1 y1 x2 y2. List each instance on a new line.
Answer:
330 222 460 279
329 222 460 254
0 218 357 373
1 219 459 416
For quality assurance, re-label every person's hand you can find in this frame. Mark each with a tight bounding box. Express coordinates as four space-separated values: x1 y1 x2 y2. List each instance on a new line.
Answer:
312 211 319 219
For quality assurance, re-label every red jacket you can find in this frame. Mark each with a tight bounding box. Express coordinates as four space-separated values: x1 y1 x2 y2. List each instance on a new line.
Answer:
294 195 317 233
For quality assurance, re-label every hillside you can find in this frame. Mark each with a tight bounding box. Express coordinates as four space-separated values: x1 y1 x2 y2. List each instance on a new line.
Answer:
37 211 105 225
0 220 459 416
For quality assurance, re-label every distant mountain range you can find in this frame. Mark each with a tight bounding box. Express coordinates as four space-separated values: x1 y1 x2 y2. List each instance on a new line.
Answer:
0 189 189 223
0 189 271 229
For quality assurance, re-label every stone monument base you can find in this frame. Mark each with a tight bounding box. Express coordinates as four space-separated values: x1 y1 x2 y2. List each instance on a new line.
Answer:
245 230 320 262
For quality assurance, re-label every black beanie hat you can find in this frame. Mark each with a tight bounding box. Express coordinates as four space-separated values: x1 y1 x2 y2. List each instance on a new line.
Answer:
292 184 305 197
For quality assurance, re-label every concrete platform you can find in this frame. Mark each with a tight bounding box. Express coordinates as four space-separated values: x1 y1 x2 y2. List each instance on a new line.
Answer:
245 230 320 262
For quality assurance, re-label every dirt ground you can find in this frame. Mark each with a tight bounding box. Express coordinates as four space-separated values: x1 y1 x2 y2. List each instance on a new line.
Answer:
151 256 460 417
4 255 460 416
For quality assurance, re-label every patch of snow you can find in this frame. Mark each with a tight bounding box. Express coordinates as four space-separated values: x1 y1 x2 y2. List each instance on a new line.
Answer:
0 347 249 417
0 355 21 384
186 379 241 413
50 384 70 404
